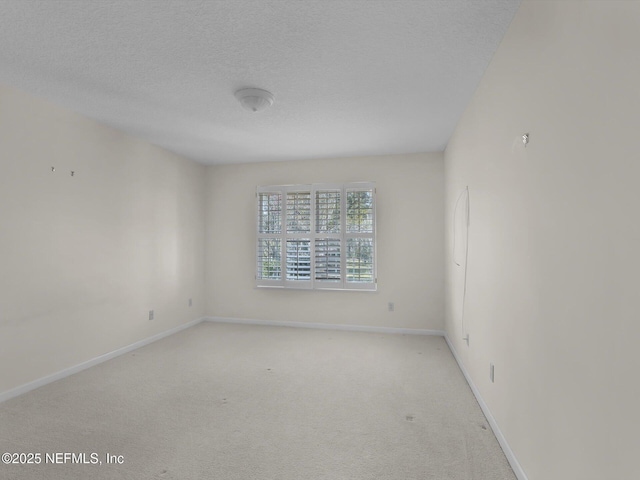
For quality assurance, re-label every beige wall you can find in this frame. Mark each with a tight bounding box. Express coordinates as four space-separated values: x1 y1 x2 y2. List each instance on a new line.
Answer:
0 85 206 394
206 153 444 330
0 84 443 396
445 1 639 479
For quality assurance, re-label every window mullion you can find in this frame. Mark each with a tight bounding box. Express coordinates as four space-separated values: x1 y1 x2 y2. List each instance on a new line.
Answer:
283 188 312 287
340 186 347 289
311 186 316 288
282 190 290 286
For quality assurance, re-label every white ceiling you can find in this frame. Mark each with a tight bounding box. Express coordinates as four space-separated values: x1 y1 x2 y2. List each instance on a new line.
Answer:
0 0 521 165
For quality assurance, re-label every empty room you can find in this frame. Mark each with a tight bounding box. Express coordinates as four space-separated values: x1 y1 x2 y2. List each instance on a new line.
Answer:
1 1 638 479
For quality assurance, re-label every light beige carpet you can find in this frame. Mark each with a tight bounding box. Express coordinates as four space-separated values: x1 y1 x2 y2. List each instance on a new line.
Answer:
0 322 516 479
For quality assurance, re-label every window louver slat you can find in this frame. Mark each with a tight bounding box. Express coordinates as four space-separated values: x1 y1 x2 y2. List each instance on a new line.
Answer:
286 192 311 233
315 190 341 234
315 238 341 281
286 239 311 280
258 192 282 234
346 238 374 283
346 190 374 233
257 239 281 280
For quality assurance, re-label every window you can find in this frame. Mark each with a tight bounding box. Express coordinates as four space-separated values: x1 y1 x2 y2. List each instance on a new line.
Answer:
257 183 376 290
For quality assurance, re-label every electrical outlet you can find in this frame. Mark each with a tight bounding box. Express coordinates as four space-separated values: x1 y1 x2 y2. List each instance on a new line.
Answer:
188 298 192 307
148 310 154 321
388 302 395 312
490 363 495 383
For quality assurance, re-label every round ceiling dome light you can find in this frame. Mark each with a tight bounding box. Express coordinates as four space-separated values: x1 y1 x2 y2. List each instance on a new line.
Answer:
234 87 274 112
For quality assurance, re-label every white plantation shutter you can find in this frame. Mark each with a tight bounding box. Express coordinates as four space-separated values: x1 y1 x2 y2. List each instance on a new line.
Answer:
257 238 281 280
256 191 283 284
282 188 312 288
315 190 341 234
286 191 311 233
345 187 375 289
314 187 342 287
286 239 311 280
256 183 375 290
314 238 341 282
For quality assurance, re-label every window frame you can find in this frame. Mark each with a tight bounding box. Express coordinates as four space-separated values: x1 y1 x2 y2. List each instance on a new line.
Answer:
256 182 376 291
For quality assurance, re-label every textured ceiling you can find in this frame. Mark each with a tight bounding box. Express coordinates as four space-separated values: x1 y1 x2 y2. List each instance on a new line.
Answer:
0 0 521 165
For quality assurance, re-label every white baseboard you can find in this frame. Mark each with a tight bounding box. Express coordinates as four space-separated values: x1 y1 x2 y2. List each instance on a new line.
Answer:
206 316 446 336
210 316 527 478
0 317 206 404
0 315 526 480
444 335 529 480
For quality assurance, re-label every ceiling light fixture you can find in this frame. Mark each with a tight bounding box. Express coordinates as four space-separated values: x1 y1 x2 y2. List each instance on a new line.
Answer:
234 88 274 113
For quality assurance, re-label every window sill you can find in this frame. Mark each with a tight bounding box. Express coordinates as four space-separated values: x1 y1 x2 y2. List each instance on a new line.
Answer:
255 284 377 292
